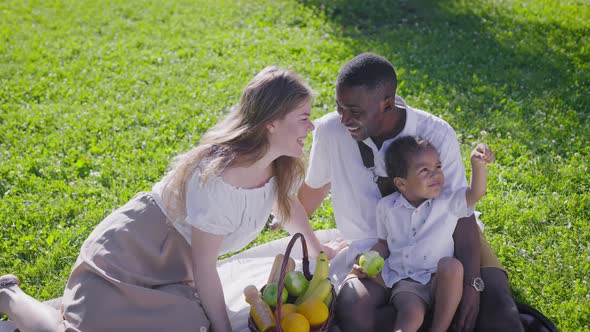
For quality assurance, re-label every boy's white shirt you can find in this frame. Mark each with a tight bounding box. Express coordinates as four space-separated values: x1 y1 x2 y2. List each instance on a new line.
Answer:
377 189 474 287
306 95 482 265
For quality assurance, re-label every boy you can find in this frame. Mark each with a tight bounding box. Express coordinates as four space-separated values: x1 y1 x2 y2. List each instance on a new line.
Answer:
356 136 494 332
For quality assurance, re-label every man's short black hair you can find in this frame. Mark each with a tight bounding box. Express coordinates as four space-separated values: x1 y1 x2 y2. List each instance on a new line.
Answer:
337 53 397 91
385 136 435 181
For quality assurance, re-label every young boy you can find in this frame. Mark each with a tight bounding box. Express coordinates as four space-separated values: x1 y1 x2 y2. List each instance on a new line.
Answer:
356 135 494 332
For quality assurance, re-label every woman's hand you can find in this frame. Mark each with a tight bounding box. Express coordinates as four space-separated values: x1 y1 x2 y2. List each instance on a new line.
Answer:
320 238 349 260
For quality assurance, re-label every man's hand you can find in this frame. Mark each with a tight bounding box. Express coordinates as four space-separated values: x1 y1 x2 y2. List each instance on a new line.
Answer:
451 285 481 332
320 238 348 259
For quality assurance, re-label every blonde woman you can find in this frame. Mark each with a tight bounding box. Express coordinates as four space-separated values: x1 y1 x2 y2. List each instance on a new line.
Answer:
0 66 341 332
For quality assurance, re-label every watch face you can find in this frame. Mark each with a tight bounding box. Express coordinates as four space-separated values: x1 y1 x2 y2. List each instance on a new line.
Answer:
473 277 485 292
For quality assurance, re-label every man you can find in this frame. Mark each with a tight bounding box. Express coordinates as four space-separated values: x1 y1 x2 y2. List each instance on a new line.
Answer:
299 53 523 332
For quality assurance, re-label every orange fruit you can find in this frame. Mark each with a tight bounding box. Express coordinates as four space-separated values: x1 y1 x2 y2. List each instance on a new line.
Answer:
279 303 298 319
281 312 310 332
297 299 329 327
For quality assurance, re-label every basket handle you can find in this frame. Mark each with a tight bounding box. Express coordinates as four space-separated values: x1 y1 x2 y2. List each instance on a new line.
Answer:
273 233 311 329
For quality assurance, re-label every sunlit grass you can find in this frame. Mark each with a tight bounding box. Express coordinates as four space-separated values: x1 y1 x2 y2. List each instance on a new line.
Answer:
1 0 588 329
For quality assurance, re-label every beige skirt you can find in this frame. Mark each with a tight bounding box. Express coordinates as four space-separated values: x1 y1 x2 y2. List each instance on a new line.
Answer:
59 192 210 332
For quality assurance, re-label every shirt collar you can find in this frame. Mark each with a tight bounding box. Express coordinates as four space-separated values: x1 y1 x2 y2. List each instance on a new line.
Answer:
393 193 433 210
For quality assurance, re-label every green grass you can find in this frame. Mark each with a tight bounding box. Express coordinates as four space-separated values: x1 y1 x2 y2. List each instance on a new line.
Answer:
1 0 588 330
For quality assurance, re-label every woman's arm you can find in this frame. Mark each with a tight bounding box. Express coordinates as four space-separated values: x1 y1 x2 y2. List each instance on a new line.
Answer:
190 227 232 332
281 196 347 259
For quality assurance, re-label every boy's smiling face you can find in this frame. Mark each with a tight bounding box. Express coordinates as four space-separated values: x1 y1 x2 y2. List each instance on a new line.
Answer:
394 147 445 206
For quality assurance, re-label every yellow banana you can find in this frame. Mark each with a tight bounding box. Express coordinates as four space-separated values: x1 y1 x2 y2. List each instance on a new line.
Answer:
295 252 330 305
296 278 332 305
323 288 333 307
307 252 329 292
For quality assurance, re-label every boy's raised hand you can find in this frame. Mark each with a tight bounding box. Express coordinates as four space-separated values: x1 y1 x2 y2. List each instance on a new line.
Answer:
470 143 494 165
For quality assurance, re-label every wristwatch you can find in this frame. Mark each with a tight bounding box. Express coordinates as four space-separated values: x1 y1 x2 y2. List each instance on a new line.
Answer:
465 276 485 292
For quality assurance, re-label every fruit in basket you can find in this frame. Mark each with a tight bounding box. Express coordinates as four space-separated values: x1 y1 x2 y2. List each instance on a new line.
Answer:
323 289 333 307
284 271 309 296
262 282 288 307
279 303 298 319
297 299 329 327
295 251 329 304
359 250 385 277
281 312 310 332
295 277 332 305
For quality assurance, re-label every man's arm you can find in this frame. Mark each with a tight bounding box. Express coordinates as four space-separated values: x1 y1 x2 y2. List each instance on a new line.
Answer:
298 182 331 217
452 214 482 331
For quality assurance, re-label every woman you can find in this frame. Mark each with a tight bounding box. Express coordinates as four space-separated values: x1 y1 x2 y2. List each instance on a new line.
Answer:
0 66 342 332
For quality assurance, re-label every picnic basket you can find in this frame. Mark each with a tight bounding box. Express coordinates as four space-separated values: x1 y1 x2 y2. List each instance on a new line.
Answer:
248 232 336 332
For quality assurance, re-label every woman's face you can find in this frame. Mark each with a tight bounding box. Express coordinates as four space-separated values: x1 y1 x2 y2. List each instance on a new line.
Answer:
267 98 315 158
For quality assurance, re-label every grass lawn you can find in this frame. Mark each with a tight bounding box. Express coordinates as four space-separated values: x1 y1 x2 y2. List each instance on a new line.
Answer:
1 0 588 330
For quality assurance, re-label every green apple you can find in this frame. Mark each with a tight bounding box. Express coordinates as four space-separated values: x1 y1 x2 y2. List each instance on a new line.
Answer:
284 271 309 297
359 250 385 277
262 282 288 307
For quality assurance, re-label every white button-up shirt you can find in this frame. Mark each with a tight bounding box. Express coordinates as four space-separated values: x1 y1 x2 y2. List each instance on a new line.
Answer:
305 96 471 264
377 189 473 287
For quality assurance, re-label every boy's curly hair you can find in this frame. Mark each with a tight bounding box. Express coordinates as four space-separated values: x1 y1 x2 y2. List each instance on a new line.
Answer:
385 136 435 186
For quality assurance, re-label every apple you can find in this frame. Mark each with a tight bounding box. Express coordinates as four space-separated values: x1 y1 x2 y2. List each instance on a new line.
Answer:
284 271 309 297
262 282 288 307
359 250 384 277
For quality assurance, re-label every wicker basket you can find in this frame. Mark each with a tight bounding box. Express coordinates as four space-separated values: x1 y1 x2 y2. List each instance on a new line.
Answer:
248 233 336 332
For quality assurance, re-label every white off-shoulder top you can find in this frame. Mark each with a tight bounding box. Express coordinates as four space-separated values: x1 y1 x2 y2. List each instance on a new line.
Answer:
151 169 276 256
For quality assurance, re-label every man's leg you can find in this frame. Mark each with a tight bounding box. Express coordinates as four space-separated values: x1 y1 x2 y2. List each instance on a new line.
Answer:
476 267 524 332
476 232 524 332
335 276 395 332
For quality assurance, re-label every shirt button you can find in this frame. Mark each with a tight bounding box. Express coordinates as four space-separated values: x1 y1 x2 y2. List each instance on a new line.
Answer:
405 254 409 258
408 270 413 274
194 292 199 298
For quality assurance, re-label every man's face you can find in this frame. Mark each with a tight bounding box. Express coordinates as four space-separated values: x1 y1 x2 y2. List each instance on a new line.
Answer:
335 85 385 141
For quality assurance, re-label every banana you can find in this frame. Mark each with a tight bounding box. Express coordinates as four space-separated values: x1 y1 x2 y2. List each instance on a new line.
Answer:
295 278 332 305
323 288 333 307
295 251 330 305
307 251 329 292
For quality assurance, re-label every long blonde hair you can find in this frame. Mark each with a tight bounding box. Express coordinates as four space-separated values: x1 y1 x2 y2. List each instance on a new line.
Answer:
161 66 312 223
